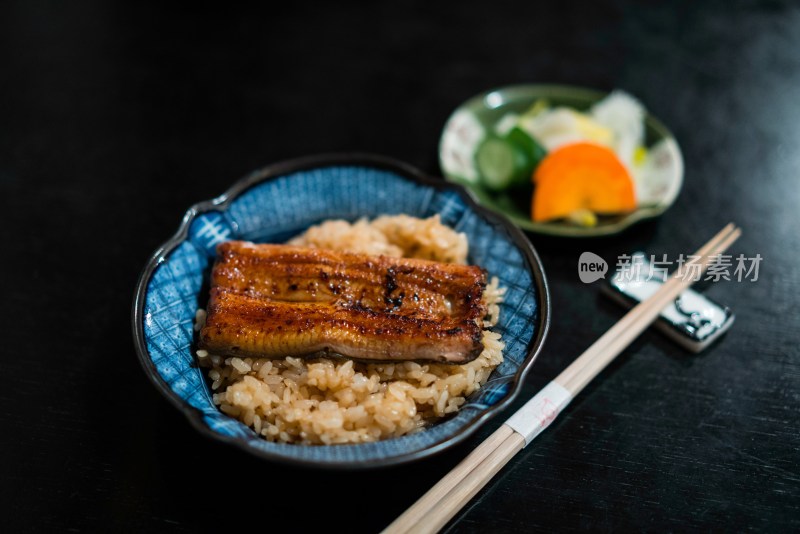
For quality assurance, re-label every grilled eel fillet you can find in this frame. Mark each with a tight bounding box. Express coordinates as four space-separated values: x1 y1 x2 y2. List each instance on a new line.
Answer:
199 241 488 363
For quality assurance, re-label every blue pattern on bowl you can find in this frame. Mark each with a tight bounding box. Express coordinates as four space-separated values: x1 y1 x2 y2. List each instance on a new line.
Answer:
134 155 549 467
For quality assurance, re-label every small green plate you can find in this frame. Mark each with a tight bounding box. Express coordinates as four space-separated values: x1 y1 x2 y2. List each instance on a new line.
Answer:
438 84 684 237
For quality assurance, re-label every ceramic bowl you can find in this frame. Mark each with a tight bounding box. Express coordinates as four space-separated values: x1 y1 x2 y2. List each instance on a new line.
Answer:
439 84 684 237
132 153 550 468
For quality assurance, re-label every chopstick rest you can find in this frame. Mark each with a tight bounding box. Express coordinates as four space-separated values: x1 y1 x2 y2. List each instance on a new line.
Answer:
602 252 735 353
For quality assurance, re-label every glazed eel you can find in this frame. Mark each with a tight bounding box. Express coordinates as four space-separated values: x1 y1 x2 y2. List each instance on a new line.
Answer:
199 241 488 363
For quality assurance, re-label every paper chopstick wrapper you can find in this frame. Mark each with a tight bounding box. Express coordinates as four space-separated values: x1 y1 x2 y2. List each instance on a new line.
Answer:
505 381 573 446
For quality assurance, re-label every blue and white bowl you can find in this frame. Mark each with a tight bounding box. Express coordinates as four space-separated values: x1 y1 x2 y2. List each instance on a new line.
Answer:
132 154 550 468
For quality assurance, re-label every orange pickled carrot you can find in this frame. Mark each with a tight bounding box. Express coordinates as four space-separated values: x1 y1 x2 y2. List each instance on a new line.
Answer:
531 142 636 222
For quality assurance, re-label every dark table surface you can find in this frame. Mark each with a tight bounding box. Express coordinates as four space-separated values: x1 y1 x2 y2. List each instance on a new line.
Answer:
1 1 798 531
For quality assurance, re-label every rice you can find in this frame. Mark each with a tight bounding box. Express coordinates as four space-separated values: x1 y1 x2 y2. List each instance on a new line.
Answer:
288 214 469 265
197 215 505 445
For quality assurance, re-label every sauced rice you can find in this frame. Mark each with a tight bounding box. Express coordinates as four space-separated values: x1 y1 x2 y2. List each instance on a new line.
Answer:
195 215 505 445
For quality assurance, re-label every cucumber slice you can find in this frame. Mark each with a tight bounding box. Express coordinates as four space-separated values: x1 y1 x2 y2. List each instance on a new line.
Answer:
475 137 529 191
475 127 547 191
506 126 547 168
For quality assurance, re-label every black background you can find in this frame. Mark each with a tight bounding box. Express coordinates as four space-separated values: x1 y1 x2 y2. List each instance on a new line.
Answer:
1 1 798 531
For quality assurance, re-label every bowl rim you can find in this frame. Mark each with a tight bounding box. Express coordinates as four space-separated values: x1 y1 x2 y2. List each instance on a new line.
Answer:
131 152 551 468
438 83 685 237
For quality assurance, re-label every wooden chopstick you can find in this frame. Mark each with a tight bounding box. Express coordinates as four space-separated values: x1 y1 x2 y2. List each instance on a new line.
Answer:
383 223 741 534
